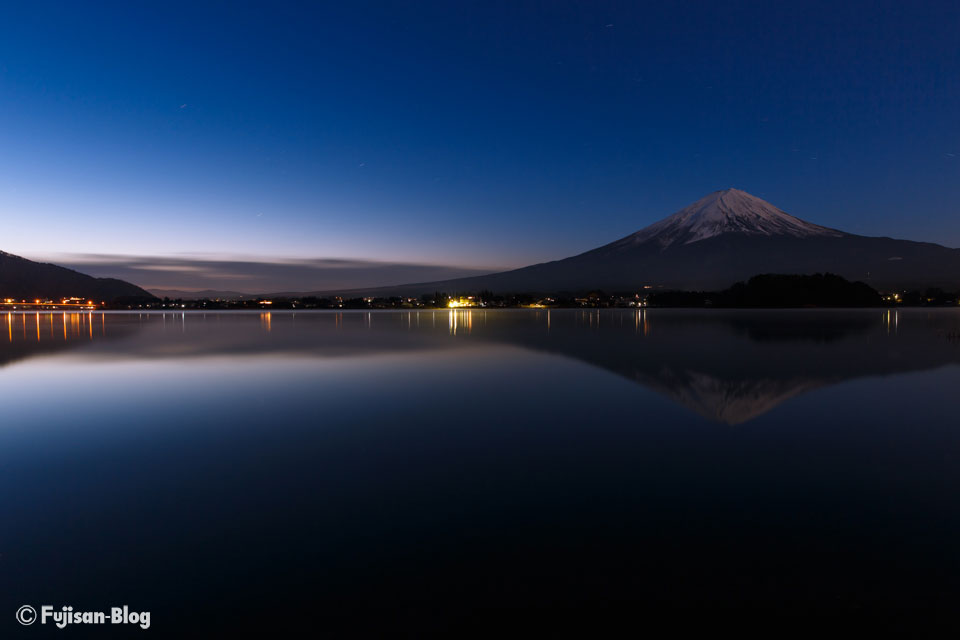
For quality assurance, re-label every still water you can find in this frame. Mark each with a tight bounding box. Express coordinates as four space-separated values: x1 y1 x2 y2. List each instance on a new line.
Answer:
2 309 958 633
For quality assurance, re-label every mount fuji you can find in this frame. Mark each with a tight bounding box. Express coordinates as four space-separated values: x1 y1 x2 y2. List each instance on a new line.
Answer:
360 189 960 295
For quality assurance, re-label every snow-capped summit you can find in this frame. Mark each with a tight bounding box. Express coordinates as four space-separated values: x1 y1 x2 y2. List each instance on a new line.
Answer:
623 188 844 248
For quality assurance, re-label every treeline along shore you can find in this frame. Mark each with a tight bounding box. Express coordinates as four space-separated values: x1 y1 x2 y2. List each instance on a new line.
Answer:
112 273 960 310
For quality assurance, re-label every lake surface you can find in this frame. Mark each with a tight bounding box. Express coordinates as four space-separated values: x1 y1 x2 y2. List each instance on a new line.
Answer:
2 309 959 634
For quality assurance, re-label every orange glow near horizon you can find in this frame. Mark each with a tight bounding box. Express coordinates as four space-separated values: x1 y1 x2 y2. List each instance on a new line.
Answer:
0 301 100 310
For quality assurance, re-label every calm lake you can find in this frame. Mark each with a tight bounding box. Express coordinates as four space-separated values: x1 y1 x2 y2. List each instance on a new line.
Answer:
2 309 959 633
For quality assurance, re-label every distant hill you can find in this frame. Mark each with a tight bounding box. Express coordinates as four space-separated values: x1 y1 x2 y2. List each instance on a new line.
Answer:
0 250 154 302
148 289 254 301
330 189 960 295
648 273 883 307
720 273 882 307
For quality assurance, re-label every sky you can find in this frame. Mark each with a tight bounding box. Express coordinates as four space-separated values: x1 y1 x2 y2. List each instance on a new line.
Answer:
1 0 958 291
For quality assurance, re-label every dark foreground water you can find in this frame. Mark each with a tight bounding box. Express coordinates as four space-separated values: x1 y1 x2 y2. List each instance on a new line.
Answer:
2 309 959 635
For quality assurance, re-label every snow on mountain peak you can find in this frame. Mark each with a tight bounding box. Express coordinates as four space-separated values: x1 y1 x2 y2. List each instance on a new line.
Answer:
626 189 844 248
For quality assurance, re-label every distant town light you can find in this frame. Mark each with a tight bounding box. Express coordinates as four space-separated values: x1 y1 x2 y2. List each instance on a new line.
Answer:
448 297 478 308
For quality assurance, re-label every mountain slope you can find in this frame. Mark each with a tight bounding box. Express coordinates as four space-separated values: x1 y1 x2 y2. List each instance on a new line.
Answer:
339 189 960 295
0 250 154 301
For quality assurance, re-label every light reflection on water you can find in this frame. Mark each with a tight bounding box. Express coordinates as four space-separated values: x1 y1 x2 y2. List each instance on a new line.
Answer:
1 311 107 343
1 309 958 632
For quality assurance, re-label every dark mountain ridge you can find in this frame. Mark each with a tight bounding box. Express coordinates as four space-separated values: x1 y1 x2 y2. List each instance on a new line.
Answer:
0 250 154 302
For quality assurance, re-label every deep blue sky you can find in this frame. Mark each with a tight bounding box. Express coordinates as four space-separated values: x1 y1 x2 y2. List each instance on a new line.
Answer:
1 1 958 289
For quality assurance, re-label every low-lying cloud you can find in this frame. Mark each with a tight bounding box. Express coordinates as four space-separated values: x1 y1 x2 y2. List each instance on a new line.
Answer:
50 254 496 296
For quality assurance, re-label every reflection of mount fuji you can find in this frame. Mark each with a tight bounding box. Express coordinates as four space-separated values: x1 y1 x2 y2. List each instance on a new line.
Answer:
486 309 960 424
2 309 959 424
637 369 823 424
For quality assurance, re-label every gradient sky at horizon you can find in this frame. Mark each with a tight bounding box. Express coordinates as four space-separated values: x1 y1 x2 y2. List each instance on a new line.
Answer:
1 0 958 289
